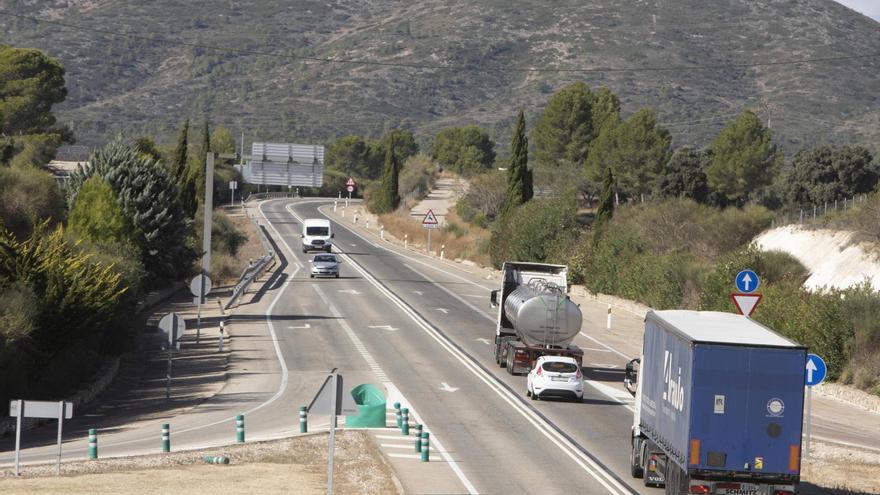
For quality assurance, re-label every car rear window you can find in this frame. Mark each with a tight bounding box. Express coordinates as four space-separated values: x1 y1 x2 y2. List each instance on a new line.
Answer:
314 255 335 262
542 361 578 373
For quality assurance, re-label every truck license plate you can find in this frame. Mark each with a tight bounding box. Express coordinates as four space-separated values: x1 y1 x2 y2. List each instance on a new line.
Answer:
719 485 758 495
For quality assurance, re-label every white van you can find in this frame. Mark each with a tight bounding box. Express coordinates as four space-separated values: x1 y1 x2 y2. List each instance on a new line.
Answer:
301 218 333 253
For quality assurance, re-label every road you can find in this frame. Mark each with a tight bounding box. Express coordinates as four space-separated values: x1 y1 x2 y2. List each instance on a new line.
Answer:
4 197 877 494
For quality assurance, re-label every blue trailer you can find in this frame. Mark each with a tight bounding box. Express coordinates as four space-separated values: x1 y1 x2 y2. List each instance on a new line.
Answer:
624 310 807 495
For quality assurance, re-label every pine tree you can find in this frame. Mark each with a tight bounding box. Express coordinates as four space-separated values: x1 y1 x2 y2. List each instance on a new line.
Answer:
593 166 615 232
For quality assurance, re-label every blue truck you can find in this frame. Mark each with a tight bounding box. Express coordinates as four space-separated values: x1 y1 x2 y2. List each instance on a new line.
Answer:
624 310 807 495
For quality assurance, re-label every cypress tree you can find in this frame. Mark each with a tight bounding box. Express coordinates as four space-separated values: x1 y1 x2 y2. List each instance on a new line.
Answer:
172 119 189 183
504 111 530 214
593 166 615 232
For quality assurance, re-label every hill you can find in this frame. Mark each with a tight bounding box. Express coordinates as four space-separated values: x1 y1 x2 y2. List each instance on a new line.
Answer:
1 0 879 152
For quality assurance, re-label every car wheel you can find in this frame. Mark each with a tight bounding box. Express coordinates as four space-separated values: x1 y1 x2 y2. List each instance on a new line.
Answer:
335 273 340 278
310 274 314 278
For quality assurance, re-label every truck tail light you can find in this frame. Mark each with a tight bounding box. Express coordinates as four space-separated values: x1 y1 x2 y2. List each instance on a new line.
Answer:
689 439 701 466
774 491 795 495
688 485 711 494
788 445 800 471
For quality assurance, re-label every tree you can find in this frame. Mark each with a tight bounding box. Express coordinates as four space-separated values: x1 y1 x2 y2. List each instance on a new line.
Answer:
590 87 622 138
380 129 418 165
586 108 671 198
490 198 578 268
326 135 370 177
369 136 401 213
67 138 194 283
134 136 163 162
532 82 594 168
706 110 780 204
785 145 877 206
431 126 496 175
172 119 189 183
211 127 236 155
593 167 616 232
655 147 711 203
68 176 129 245
0 45 67 136
504 111 531 214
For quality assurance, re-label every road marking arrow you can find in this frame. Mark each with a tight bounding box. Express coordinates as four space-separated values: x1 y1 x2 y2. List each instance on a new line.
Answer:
435 308 449 314
476 338 492 345
439 382 459 392
806 358 817 383
368 325 399 332
413 290 423 296
337 289 361 295
288 324 311 329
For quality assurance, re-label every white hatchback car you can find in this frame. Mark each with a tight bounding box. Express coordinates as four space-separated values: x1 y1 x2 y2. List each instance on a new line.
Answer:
527 356 583 401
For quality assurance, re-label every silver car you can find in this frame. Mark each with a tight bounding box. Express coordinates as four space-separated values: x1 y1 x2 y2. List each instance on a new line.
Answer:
309 253 341 278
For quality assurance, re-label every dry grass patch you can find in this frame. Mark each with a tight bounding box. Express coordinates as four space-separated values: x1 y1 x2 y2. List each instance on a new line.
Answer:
378 209 491 266
0 431 399 495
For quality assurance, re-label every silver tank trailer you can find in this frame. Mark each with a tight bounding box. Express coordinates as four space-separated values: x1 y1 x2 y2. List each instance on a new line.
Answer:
503 282 582 347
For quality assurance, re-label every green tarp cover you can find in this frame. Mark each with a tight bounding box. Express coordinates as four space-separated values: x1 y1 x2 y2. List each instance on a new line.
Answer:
344 384 387 428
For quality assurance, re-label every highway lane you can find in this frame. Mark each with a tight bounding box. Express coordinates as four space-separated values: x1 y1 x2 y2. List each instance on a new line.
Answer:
277 199 648 495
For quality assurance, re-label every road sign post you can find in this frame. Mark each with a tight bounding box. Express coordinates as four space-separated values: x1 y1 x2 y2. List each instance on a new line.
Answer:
307 369 359 495
9 400 73 476
229 180 238 208
159 312 186 399
421 209 439 252
803 353 827 459
346 177 355 208
190 275 213 345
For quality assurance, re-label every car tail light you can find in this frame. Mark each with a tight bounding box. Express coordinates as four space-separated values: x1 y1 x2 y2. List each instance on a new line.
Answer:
536 366 542 376
788 445 800 472
688 485 711 494
576 367 582 379
689 439 701 466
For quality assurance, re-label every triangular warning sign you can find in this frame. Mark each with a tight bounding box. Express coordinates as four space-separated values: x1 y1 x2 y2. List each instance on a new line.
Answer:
730 293 762 317
422 209 439 225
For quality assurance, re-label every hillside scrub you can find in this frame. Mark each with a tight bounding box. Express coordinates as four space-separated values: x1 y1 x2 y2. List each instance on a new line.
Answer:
490 197 578 268
377 209 491 266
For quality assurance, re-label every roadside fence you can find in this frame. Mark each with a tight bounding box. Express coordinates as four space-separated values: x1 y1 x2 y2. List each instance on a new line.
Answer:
771 194 869 229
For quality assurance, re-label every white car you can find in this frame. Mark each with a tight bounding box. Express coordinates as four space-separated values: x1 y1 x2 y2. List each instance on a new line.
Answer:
527 356 583 401
309 253 341 278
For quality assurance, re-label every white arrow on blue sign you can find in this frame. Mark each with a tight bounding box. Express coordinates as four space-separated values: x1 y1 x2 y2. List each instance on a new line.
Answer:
805 353 827 387
735 269 760 293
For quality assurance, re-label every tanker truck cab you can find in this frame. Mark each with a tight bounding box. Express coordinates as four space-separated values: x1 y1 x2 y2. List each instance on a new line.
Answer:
489 262 584 377
301 218 333 253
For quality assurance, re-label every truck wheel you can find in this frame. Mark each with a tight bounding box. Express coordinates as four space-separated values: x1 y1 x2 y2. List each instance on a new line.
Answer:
505 352 515 375
630 439 644 478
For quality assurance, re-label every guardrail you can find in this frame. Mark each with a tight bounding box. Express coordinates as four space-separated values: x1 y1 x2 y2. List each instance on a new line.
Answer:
223 213 277 310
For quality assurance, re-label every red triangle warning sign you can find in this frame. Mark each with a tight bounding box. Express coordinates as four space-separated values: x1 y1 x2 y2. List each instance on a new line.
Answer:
730 293 762 317
422 209 439 225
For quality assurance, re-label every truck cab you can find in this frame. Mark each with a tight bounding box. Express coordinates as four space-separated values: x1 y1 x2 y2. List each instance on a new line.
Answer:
301 218 334 253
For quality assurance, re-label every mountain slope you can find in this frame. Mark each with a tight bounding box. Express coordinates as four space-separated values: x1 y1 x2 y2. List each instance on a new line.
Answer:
2 0 879 152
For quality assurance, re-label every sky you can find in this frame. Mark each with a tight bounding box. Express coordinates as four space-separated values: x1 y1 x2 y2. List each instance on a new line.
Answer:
833 0 880 21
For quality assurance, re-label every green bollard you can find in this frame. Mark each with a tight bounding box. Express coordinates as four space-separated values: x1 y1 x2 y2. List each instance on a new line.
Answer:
420 432 430 462
161 423 170 452
299 406 308 433
414 425 423 453
401 408 409 436
394 402 402 429
204 456 230 465
236 415 245 443
88 428 98 460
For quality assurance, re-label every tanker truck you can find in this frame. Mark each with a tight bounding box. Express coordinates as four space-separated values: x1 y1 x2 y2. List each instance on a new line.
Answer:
489 262 584 375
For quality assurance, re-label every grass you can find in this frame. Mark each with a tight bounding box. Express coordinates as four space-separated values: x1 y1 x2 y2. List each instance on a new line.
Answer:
378 209 491 266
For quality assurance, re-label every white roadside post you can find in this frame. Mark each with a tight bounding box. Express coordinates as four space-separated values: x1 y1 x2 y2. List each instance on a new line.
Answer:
13 399 22 476
229 180 237 208
606 304 612 331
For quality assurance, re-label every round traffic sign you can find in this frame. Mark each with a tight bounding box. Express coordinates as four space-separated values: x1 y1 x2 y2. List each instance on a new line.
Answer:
158 312 186 349
805 353 827 387
735 269 760 293
347 185 354 192
189 275 213 298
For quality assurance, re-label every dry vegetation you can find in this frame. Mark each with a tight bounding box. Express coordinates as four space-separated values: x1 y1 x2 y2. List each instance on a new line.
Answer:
0 431 399 495
378 209 492 266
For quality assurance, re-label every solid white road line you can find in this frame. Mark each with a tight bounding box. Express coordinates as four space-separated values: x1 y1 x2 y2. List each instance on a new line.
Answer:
277 201 479 495
387 453 423 459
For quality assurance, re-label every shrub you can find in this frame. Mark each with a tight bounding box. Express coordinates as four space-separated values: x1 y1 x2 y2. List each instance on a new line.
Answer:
0 164 66 239
456 170 506 227
490 197 578 268
212 211 247 256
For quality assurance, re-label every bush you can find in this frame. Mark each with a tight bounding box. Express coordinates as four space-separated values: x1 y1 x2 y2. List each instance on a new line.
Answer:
456 170 506 227
0 164 66 239
212 211 247 256
490 197 578 268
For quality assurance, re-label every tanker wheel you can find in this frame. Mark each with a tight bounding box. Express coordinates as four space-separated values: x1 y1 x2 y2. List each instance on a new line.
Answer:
505 351 516 375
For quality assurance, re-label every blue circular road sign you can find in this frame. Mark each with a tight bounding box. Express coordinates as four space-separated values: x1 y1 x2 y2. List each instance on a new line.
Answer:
805 353 827 387
735 269 760 293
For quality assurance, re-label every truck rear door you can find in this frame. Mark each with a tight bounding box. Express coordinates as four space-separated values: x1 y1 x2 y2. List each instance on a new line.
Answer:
691 345 805 476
